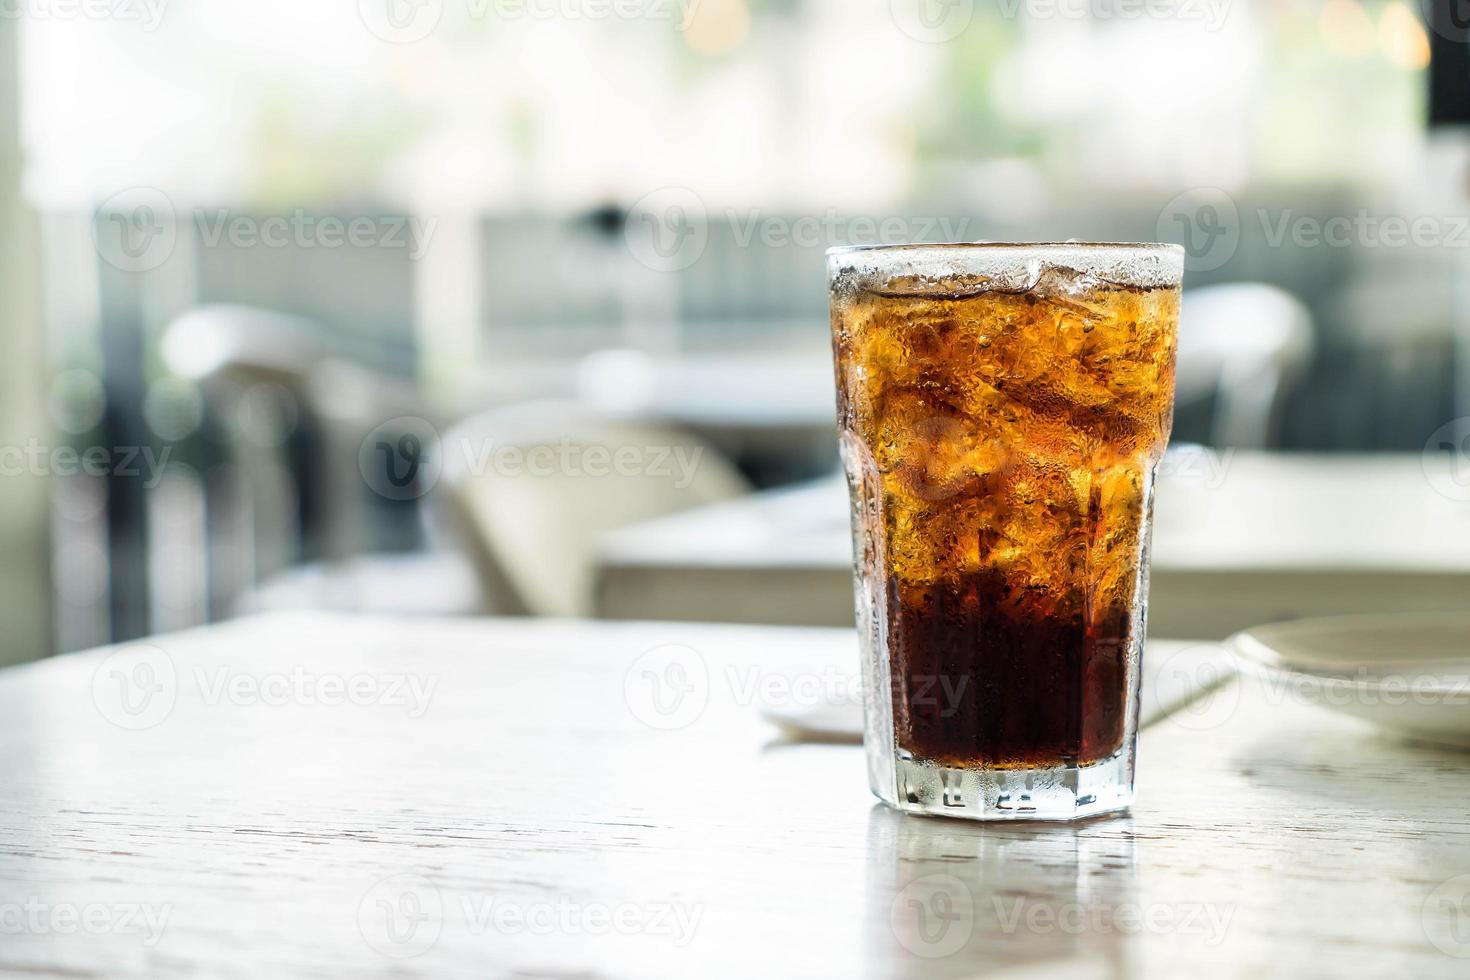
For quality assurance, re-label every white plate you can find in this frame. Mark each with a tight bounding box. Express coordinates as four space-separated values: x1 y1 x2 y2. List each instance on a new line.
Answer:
1228 612 1470 748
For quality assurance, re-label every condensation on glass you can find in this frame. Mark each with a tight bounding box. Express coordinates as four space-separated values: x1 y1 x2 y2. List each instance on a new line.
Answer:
829 243 1183 820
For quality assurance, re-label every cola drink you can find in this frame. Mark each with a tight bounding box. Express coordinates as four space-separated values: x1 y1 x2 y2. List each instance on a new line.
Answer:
829 243 1182 820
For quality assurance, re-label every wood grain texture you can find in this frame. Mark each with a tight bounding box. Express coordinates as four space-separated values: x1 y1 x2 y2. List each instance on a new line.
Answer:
1 613 1468 978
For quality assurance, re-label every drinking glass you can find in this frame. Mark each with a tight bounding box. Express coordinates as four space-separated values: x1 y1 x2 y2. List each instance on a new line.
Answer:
828 243 1183 820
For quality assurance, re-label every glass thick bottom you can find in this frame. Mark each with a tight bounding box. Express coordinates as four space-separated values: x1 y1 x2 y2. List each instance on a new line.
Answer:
873 740 1136 822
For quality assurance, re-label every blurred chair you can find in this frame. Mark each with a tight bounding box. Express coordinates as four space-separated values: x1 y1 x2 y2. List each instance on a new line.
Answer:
162 305 435 614
161 305 323 608
1176 283 1316 448
435 401 751 617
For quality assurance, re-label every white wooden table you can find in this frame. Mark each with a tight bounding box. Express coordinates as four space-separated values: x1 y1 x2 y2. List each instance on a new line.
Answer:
595 452 1470 639
2 613 1469 977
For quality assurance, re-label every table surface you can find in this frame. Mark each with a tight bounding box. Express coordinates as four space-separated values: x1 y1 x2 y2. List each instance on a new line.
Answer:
3 613 1469 978
595 452 1470 636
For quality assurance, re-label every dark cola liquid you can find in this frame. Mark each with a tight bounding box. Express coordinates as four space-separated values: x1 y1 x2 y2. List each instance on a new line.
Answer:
887 574 1132 768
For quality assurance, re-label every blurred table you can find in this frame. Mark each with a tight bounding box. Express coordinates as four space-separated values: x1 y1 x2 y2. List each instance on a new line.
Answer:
2 613 1467 977
595 452 1470 639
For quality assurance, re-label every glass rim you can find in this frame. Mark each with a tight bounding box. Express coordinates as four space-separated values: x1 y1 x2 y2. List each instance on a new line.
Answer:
827 241 1185 290
825 241 1184 258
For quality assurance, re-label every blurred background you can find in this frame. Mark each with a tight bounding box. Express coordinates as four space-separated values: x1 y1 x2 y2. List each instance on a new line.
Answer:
3 0 1469 663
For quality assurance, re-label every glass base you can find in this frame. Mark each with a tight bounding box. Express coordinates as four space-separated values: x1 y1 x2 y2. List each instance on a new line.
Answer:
875 741 1135 822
